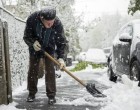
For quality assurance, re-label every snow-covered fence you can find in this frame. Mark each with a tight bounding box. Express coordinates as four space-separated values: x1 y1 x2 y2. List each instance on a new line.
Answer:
0 7 29 89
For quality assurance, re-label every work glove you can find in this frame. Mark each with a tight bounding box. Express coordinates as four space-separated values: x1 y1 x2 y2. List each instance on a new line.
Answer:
33 40 41 51
58 58 65 70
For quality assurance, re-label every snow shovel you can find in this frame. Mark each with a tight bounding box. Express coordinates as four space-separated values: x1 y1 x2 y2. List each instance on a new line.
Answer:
43 50 106 97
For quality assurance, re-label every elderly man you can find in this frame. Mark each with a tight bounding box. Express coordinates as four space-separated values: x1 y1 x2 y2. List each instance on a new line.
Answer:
23 6 66 105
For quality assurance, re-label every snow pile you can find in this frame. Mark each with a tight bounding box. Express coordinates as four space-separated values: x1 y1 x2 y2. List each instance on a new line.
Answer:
73 66 140 110
12 82 27 96
101 75 140 110
57 97 100 106
0 102 25 110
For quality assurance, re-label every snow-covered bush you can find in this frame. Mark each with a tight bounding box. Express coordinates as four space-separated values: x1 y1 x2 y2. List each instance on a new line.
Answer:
70 61 105 72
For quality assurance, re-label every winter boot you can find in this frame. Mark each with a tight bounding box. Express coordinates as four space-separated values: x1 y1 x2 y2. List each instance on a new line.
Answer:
48 97 56 105
26 94 35 102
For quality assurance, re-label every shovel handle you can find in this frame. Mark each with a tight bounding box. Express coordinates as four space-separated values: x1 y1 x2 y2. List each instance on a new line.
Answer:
43 51 86 87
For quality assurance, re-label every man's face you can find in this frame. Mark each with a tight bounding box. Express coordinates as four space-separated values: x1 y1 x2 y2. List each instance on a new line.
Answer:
41 18 55 28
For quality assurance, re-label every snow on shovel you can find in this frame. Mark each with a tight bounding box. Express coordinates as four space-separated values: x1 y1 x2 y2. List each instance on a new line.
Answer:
42 50 106 97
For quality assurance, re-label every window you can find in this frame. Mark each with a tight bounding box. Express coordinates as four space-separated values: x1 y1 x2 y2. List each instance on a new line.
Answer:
119 25 133 36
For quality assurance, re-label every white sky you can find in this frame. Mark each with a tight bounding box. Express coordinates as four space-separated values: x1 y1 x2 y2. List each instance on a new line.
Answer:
74 0 130 23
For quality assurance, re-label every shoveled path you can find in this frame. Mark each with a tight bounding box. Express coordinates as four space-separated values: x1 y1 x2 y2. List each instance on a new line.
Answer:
13 67 108 110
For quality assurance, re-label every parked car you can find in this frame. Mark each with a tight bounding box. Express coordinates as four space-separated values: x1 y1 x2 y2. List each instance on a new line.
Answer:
108 19 140 86
85 48 107 65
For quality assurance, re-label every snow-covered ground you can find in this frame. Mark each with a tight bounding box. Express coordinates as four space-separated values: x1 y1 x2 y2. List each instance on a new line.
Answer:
0 64 140 110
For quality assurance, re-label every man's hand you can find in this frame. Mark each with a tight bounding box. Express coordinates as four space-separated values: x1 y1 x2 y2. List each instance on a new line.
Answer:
58 58 65 70
33 40 41 51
